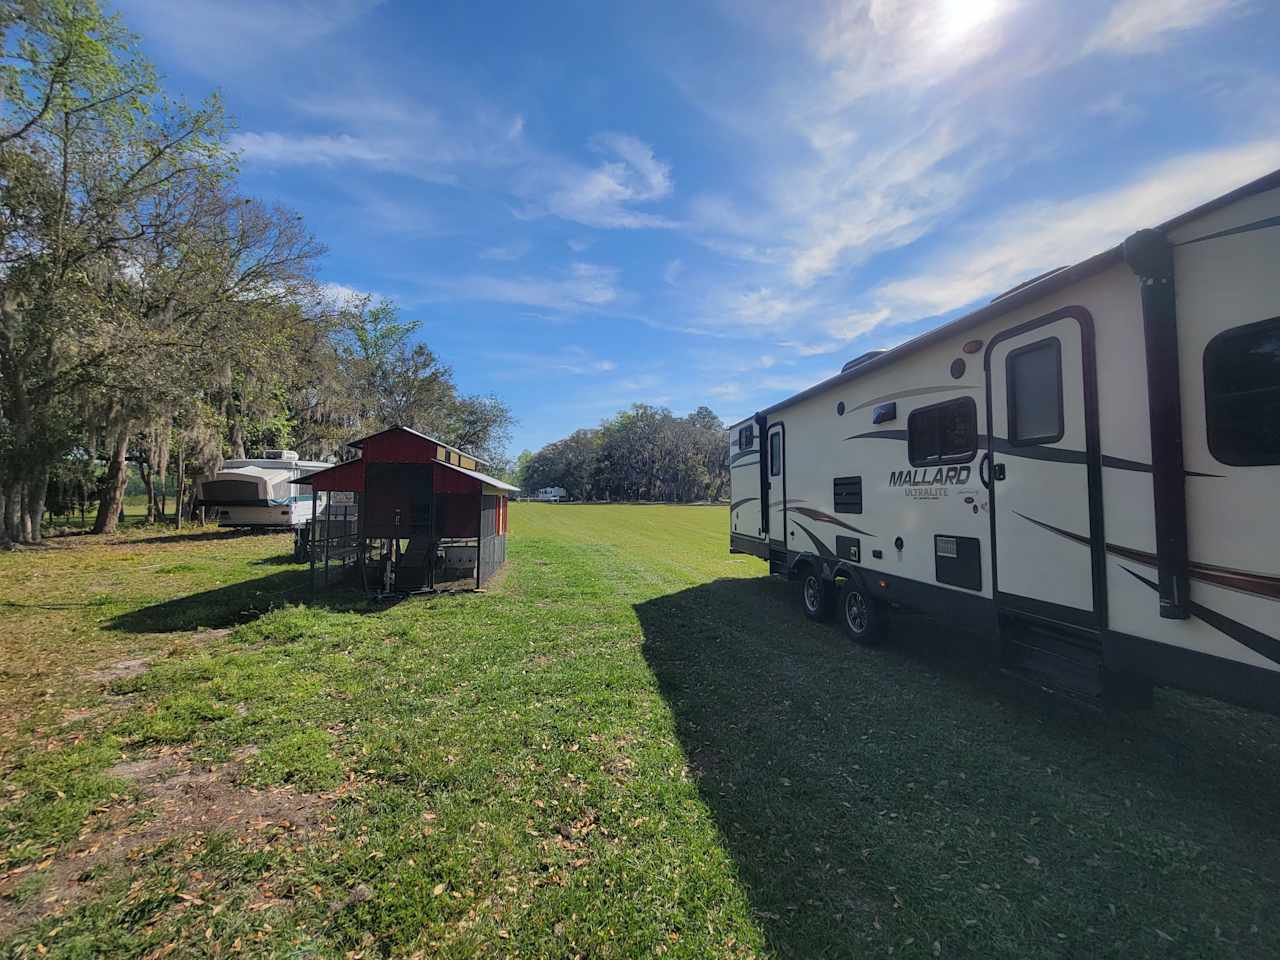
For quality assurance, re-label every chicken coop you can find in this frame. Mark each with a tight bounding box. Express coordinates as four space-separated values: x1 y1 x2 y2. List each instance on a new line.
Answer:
297 426 518 596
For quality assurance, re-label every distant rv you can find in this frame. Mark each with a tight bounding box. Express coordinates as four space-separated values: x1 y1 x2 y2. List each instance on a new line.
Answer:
529 486 567 502
196 450 329 528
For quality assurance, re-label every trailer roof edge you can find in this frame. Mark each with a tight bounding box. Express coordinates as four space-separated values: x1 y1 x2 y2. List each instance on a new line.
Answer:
744 166 1280 423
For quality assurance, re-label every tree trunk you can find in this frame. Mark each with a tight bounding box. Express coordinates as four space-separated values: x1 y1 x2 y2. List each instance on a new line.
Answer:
25 464 48 543
93 424 131 534
18 482 33 542
0 489 8 549
3 481 18 542
141 458 156 524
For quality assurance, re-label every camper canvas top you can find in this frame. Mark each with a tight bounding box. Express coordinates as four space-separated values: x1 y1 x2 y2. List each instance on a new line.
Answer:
730 166 1280 429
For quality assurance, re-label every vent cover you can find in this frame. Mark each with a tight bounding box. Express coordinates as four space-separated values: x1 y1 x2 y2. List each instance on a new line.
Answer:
833 476 862 514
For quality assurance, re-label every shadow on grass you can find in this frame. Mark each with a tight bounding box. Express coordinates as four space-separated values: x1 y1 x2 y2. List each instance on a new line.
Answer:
251 552 302 566
108 567 386 633
636 576 1280 958
131 528 263 546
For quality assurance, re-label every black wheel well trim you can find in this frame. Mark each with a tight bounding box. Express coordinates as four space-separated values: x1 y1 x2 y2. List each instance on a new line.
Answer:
790 554 818 579
831 562 868 589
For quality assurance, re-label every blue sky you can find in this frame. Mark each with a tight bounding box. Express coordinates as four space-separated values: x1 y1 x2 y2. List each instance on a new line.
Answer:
114 0 1280 456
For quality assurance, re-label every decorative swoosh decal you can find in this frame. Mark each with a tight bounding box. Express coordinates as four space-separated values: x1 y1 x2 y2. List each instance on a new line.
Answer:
850 384 978 413
730 497 758 511
790 506 877 538
846 429 909 442
1122 567 1280 667
1014 512 1280 602
792 522 838 561
730 449 760 465
845 431 1221 478
1176 215 1280 248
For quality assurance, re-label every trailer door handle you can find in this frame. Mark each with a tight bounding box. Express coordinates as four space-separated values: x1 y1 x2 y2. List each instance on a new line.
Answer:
979 454 1007 486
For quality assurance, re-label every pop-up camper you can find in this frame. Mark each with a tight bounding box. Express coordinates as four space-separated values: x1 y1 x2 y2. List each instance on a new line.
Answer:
196 450 329 528
729 169 1280 713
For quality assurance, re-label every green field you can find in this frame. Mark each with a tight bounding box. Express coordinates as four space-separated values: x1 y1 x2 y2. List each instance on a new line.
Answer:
2 504 1278 958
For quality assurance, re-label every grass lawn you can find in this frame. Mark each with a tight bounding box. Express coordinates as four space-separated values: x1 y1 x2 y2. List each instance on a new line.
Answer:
1 504 1278 958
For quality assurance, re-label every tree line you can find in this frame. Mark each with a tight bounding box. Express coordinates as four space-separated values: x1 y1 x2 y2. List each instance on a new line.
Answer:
0 1 511 544
516 405 729 503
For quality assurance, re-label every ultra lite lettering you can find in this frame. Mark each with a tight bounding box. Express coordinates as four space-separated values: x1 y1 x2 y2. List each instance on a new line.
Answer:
888 465 971 487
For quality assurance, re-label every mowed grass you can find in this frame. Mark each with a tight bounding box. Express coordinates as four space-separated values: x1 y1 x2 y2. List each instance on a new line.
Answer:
0 504 1277 958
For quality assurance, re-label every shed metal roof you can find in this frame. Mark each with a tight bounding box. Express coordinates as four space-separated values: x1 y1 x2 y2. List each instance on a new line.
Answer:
439 460 520 493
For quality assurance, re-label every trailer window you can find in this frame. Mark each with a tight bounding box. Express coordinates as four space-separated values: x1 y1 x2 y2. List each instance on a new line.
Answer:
907 397 977 467
769 430 782 476
1007 337 1064 446
737 424 754 450
1204 316 1280 466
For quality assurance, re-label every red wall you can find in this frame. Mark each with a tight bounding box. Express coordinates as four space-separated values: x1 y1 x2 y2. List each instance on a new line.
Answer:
360 430 437 464
306 458 365 492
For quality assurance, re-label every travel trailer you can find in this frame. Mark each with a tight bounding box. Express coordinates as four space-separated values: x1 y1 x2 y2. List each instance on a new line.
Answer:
729 169 1280 714
196 450 330 528
529 486 567 502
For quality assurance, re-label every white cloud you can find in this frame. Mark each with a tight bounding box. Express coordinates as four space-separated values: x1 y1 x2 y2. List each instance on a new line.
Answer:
1086 0 1244 54
777 309 893 357
812 0 1013 103
433 262 622 313
875 138 1280 317
681 2 1030 289
230 131 401 170
317 281 380 307
783 121 988 287
729 287 815 329
478 242 529 262
1085 92 1144 125
494 345 617 377
116 0 382 73
523 133 677 229
663 258 685 286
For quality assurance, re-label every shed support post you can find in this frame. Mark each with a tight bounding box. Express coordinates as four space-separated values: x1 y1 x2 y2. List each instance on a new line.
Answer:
309 492 316 597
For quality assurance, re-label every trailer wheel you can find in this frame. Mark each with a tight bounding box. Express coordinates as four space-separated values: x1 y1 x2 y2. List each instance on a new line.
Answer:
799 569 834 621
839 579 883 645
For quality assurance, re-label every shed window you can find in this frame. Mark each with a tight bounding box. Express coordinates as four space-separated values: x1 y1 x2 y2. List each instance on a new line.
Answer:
1204 316 1280 466
769 430 782 477
737 424 754 451
908 397 977 467
1007 337 1064 446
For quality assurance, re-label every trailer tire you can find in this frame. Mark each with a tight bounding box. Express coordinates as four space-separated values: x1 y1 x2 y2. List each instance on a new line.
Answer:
839 578 883 645
799 567 834 621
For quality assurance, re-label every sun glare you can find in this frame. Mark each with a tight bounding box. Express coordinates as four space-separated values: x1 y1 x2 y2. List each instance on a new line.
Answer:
935 0 1004 48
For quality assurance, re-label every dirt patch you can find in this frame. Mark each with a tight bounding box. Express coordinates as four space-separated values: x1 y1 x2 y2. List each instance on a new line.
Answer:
88 658 151 685
0 748 335 938
476 562 511 594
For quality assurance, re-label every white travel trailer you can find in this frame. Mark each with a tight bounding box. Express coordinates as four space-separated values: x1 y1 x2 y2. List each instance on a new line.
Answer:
530 486 567 502
729 169 1280 713
196 450 329 529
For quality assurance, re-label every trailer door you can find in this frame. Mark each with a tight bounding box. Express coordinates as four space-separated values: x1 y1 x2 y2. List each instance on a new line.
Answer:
986 309 1103 628
767 423 786 549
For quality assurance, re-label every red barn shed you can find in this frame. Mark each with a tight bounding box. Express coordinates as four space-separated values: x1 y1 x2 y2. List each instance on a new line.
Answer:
298 426 517 595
